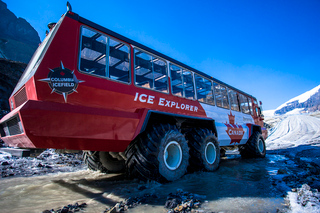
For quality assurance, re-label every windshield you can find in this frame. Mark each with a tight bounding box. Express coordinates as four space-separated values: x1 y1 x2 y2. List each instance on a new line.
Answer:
10 15 65 97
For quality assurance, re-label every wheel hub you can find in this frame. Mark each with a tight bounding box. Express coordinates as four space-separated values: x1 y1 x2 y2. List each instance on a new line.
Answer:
258 138 264 153
164 141 182 170
205 142 216 164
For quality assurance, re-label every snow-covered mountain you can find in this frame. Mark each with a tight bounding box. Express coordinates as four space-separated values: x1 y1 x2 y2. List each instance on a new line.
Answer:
273 84 320 115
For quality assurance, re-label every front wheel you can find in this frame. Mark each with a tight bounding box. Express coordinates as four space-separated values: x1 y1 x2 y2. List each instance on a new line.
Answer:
239 131 266 158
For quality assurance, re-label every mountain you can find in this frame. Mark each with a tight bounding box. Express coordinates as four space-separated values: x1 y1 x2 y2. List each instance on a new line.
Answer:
0 0 41 63
274 84 320 115
0 58 26 117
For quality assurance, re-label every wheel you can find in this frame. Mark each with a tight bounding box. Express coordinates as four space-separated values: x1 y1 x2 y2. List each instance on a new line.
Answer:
83 151 107 172
239 131 266 158
83 151 125 173
125 124 189 182
186 128 220 172
99 152 125 173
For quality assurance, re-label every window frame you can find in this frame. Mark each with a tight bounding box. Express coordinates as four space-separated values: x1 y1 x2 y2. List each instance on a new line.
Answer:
239 93 252 114
78 26 131 85
169 62 196 100
194 73 215 105
228 88 240 112
214 82 230 109
133 47 169 94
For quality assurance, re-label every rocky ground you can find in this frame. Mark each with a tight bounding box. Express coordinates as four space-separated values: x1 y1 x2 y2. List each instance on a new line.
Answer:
0 147 320 213
1 114 320 212
0 149 85 178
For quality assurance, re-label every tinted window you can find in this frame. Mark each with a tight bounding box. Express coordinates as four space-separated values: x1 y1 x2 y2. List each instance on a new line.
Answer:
134 49 168 92
239 94 250 114
79 27 130 83
195 74 214 105
228 89 240 111
183 70 195 100
170 64 195 99
214 83 229 109
170 64 183 97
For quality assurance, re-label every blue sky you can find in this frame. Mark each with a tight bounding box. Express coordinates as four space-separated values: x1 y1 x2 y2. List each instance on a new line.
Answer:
4 0 320 110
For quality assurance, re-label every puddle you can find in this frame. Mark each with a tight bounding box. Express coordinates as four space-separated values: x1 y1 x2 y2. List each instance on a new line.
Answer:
0 154 287 212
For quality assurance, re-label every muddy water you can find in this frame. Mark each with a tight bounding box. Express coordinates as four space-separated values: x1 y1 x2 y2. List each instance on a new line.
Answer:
0 153 286 213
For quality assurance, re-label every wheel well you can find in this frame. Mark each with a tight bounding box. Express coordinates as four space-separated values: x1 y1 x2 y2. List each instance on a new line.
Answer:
141 111 217 137
252 125 262 135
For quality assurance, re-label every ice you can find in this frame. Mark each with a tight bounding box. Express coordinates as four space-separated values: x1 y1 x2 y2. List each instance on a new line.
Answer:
266 114 320 150
0 149 85 178
276 84 320 111
287 184 320 213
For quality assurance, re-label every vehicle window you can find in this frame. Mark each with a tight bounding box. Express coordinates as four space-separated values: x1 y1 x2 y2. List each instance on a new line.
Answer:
215 83 229 109
79 27 130 83
248 97 253 115
228 89 240 111
170 64 195 99
170 64 183 97
239 94 250 114
109 38 130 82
195 74 214 105
134 49 168 92
183 70 195 100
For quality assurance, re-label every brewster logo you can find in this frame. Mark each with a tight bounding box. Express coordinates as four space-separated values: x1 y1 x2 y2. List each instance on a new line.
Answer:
39 62 84 102
225 111 245 144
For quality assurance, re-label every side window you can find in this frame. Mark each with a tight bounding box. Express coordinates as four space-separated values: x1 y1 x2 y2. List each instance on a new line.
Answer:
239 94 250 114
248 97 253 115
228 89 240 111
134 49 168 92
195 74 214 105
214 83 229 109
80 28 107 76
169 64 195 99
79 27 130 83
183 70 195 100
170 64 183 97
108 39 130 82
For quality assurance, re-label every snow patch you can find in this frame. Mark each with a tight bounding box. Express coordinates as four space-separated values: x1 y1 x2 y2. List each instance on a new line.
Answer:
263 109 276 118
0 149 86 178
285 108 305 115
287 184 320 213
266 114 320 150
276 84 320 111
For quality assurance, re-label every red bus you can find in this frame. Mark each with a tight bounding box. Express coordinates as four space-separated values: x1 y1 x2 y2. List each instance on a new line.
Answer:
0 4 267 182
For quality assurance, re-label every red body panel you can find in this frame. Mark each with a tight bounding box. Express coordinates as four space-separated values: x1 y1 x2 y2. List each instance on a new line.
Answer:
0 12 267 151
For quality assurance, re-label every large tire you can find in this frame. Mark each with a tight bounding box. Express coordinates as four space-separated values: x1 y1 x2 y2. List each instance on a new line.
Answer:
239 131 266 158
83 151 125 173
125 124 189 182
186 128 220 172
99 152 125 173
83 151 107 172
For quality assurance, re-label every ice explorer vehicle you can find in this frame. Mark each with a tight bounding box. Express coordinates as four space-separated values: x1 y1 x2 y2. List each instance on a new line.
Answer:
0 3 267 182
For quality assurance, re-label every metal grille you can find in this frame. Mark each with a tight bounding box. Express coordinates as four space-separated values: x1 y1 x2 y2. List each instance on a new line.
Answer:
6 116 23 136
14 87 27 108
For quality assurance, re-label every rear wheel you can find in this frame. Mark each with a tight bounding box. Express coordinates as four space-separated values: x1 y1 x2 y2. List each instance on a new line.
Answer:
83 151 125 173
239 131 266 158
83 151 107 172
186 128 220 172
99 152 125 172
125 124 189 182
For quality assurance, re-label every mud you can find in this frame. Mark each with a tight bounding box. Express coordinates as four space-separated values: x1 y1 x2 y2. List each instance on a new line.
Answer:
0 151 289 213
